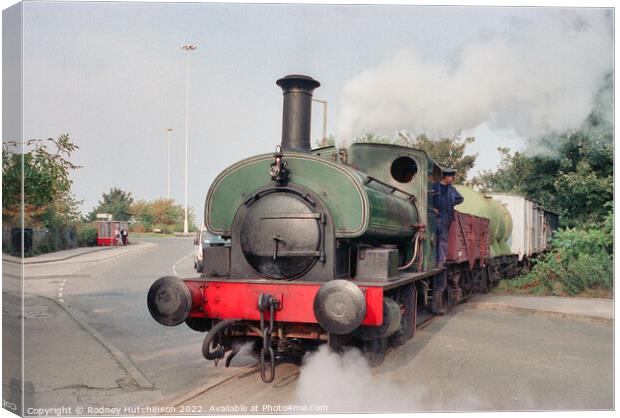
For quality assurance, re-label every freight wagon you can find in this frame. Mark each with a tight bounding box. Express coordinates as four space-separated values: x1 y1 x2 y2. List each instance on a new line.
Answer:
490 193 559 267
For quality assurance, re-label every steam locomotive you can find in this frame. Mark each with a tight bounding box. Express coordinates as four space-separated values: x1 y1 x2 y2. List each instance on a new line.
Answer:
147 74 558 382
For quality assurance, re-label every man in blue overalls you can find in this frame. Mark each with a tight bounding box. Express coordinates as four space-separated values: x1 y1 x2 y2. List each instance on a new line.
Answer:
432 168 464 268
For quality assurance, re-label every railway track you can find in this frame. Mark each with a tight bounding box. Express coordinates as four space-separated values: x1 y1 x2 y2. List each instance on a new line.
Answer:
415 311 436 330
161 365 259 409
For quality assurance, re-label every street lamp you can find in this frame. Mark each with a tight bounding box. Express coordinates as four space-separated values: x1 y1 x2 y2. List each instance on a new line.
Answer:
165 128 174 199
181 43 197 235
312 98 328 147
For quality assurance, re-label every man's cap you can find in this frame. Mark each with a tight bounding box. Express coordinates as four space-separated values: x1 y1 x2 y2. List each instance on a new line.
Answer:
441 167 457 177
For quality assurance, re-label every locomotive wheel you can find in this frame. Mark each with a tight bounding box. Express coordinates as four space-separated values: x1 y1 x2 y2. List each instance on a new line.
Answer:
361 338 387 367
480 267 490 294
328 333 347 353
432 290 448 315
490 264 501 284
390 284 416 346
481 274 489 293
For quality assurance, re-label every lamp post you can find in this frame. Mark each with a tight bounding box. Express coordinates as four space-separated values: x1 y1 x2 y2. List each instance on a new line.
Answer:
165 128 174 199
181 43 197 235
312 98 328 147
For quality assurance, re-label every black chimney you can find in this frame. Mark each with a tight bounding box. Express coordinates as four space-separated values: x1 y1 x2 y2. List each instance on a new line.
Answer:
276 74 321 153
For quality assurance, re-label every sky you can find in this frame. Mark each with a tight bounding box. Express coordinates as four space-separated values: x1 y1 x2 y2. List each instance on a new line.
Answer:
9 2 614 221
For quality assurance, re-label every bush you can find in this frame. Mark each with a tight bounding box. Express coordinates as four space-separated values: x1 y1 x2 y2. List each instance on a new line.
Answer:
172 222 198 233
151 223 176 234
36 239 56 255
498 210 613 296
559 251 613 295
130 223 147 233
77 223 98 247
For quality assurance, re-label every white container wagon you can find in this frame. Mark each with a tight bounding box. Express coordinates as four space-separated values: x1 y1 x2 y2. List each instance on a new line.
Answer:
489 193 558 261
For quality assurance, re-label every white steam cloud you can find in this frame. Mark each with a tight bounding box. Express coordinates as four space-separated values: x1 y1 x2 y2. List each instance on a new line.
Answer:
295 345 487 412
295 345 420 412
336 10 613 148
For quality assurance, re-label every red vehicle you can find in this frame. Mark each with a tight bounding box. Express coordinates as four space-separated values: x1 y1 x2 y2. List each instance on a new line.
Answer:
95 214 129 246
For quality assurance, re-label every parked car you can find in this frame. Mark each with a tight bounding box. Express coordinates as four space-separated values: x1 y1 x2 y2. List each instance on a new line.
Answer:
194 225 230 272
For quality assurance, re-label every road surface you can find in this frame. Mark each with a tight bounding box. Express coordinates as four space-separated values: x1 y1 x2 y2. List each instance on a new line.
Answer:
172 305 613 412
9 236 613 414
17 237 249 414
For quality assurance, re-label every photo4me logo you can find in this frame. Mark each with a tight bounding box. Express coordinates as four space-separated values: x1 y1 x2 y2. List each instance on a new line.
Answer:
2 399 17 412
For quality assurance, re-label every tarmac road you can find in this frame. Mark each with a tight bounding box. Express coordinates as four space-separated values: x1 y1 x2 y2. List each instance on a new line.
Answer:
12 237 614 414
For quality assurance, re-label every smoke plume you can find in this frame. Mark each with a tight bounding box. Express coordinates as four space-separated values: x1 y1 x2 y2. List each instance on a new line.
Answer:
336 10 613 149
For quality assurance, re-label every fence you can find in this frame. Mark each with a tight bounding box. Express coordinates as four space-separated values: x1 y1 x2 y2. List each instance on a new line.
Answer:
2 227 78 256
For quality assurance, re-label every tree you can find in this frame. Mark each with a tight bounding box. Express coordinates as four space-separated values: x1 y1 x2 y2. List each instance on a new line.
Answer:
129 199 154 227
129 198 196 232
150 198 184 225
355 132 391 144
470 128 613 228
2 134 82 228
552 161 612 227
469 147 561 207
88 188 134 221
44 193 83 229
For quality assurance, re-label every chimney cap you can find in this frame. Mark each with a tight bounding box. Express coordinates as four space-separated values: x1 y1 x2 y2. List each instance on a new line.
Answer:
276 74 321 91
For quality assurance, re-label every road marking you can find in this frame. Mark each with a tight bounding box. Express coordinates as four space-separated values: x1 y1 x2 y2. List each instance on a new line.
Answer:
57 277 68 301
58 281 64 300
172 251 194 276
